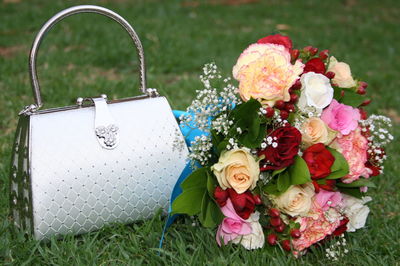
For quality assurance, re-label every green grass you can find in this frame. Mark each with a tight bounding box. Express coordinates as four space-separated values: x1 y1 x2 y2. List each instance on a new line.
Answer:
1 0 399 264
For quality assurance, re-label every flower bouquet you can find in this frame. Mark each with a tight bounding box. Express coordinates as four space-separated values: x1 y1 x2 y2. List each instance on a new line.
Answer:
170 34 393 257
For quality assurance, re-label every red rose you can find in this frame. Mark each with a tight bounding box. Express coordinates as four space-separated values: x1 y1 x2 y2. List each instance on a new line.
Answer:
365 161 381 176
303 58 326 74
312 179 336 193
302 143 335 179
214 186 229 207
259 126 302 171
214 187 256 219
257 34 293 51
332 217 349 236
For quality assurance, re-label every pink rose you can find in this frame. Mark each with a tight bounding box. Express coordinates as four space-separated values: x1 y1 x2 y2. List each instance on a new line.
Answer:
314 189 343 211
216 199 252 246
333 127 371 183
321 99 360 135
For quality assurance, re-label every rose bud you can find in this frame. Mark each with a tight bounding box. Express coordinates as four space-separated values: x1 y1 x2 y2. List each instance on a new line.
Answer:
214 186 228 207
267 234 278 246
340 90 345 97
270 217 282 227
290 229 301 238
253 194 262 205
291 79 302 90
359 108 368 119
310 47 318 56
275 100 285 110
281 239 291 251
265 106 275 118
280 110 289 120
269 208 280 218
319 49 329 60
303 45 313 53
325 71 335 79
357 86 366 95
289 93 299 103
275 223 286 233
361 99 372 106
359 81 368 89
291 49 300 61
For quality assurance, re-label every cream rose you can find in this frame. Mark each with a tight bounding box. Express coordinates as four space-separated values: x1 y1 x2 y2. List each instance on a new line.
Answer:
271 183 315 217
327 56 356 88
301 117 336 147
342 194 372 232
232 211 265 250
233 43 304 106
211 148 259 194
298 72 334 111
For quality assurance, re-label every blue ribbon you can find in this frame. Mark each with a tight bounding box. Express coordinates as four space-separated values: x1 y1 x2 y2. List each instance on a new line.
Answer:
158 110 207 249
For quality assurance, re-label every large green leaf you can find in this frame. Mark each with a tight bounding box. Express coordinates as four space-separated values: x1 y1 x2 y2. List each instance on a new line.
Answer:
277 170 291 192
325 148 349 179
181 167 209 190
336 178 376 188
340 89 365 107
339 187 363 199
288 156 311 185
171 188 206 215
199 192 224 228
272 167 287 177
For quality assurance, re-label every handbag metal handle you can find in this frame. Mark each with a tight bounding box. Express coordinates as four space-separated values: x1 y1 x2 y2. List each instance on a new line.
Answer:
28 5 147 111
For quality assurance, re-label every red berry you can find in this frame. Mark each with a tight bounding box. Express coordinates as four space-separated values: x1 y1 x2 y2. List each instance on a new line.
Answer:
275 223 285 233
267 234 278 246
325 71 335 79
289 93 299 103
290 229 301 238
265 106 275 118
270 217 282 227
340 90 345 97
253 194 262 205
361 99 372 106
280 110 289 120
319 49 329 60
291 79 302 90
269 208 280 218
290 49 300 61
275 100 285 110
357 86 366 95
359 108 368 119
310 47 318 56
285 103 295 113
281 240 291 251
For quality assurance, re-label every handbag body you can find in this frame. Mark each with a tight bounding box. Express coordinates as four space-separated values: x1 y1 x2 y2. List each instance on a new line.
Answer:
9 5 188 240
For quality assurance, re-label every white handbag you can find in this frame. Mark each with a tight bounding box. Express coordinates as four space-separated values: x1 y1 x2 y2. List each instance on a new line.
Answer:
9 5 188 240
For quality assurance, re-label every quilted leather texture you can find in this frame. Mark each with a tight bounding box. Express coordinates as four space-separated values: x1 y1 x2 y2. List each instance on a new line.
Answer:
29 96 188 240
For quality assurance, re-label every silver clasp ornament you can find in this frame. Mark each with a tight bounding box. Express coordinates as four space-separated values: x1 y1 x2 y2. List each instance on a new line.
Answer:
92 95 119 149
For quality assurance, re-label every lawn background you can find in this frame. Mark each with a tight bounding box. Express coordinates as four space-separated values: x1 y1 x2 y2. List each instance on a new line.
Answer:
0 0 399 265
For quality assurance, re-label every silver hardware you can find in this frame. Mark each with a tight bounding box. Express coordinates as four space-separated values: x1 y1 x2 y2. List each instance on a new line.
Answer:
19 104 38 116
28 5 148 111
92 96 119 149
95 124 119 148
146 88 159 97
76 97 84 106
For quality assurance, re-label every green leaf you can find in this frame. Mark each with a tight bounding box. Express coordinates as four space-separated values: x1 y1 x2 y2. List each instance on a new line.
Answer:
272 167 287 177
325 148 349 179
277 170 291 192
171 188 206 215
199 192 224 228
336 178 376 188
288 156 311 185
339 187 363 199
340 89 365 107
262 182 281 196
333 87 343 101
206 172 217 198
181 167 209 190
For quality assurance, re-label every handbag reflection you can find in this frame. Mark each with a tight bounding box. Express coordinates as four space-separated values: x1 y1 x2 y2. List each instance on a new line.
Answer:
9 5 188 240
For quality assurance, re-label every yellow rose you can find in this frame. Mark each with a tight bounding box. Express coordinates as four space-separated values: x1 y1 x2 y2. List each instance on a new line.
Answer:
211 148 260 194
301 117 336 148
271 183 315 217
327 56 356 88
232 43 304 107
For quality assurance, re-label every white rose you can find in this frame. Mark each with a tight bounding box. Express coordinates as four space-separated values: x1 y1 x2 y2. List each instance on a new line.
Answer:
211 148 260 194
271 183 315 217
298 72 334 112
232 212 265 250
341 194 372 232
327 56 356 88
